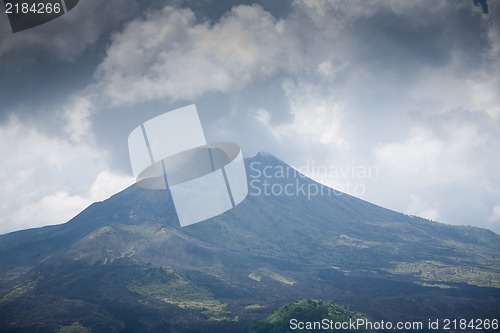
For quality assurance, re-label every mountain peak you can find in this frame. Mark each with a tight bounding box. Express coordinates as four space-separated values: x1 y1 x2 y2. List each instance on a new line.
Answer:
249 151 283 163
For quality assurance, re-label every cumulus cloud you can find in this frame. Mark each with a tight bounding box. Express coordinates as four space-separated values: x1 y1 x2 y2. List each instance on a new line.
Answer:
95 4 300 105
90 170 133 201
9 191 90 232
8 171 132 233
255 80 349 148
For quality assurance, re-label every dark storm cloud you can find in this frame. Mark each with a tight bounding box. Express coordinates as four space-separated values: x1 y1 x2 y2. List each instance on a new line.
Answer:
174 0 292 21
0 1 140 64
0 0 141 123
473 0 489 14
352 9 452 69
324 1 493 78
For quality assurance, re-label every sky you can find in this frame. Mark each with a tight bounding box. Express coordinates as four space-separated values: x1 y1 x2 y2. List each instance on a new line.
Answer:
0 0 499 234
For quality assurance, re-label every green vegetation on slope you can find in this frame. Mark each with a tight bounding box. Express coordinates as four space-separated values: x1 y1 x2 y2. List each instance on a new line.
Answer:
57 322 92 333
249 299 375 333
388 260 500 288
128 266 232 320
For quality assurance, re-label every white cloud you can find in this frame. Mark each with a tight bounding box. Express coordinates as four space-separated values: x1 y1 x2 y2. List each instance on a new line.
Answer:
256 80 350 150
373 127 443 183
406 195 440 221
0 101 132 234
10 191 90 231
373 114 495 186
95 4 300 106
410 61 500 120
369 109 499 231
62 96 93 143
7 171 132 233
90 170 133 202
489 206 500 222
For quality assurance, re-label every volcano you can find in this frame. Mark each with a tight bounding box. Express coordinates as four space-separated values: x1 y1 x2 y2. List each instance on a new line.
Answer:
0 153 499 332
